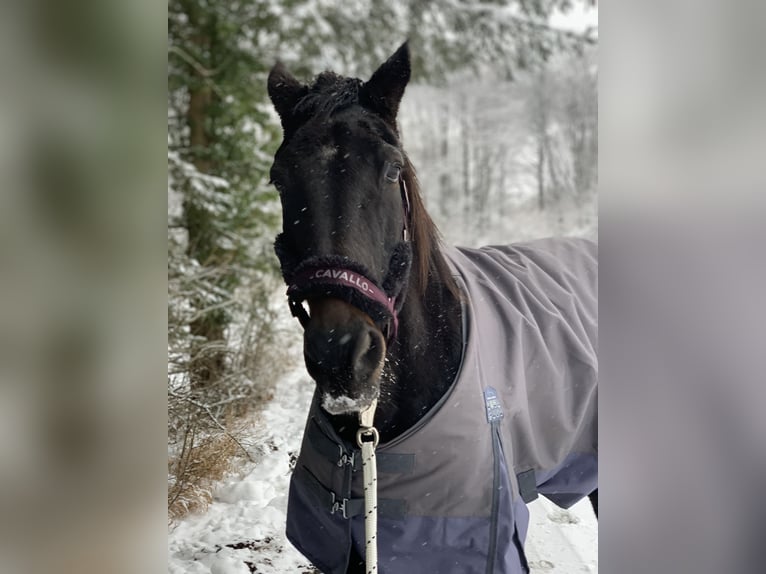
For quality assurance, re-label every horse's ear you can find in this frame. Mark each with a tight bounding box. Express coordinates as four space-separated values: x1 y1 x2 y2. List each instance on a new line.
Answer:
361 42 411 125
268 62 307 126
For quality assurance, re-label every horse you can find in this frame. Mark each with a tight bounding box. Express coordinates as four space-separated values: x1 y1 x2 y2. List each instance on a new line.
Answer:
268 42 598 574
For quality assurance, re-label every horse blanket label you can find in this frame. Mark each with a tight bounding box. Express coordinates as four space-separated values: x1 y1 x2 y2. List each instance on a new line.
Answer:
286 237 598 574
484 387 505 423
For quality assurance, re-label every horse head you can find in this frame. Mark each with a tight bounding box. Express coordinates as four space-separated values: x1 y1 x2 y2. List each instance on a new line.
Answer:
268 43 415 416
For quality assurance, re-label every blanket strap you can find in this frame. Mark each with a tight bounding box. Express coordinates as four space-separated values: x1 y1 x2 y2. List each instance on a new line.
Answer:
357 400 379 574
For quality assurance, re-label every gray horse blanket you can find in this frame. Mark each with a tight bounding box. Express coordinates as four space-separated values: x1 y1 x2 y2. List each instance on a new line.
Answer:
287 237 598 574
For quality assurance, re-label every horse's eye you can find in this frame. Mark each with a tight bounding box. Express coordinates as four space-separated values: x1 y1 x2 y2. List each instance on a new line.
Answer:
384 163 401 183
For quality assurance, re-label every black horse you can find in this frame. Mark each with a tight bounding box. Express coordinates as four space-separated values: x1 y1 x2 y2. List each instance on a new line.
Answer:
269 43 597 574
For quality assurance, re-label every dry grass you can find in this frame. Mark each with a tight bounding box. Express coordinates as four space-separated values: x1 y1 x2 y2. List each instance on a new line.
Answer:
167 370 283 523
168 430 239 521
168 271 296 523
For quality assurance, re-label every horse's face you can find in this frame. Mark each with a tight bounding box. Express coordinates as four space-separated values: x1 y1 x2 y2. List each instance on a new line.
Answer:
268 44 411 415
271 109 406 413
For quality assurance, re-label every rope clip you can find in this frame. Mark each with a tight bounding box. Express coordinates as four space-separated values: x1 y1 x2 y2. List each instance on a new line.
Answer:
356 426 380 449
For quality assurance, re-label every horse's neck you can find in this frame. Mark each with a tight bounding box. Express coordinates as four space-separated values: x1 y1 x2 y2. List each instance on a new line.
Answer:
374 265 463 443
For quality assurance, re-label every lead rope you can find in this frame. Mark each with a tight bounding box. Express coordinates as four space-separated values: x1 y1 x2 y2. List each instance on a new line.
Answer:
357 399 379 574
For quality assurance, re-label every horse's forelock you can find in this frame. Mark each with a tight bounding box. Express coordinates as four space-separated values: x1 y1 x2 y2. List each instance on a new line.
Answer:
292 72 363 118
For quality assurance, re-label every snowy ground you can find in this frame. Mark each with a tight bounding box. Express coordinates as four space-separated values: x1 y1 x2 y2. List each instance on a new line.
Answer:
525 498 598 573
168 366 316 574
168 360 598 574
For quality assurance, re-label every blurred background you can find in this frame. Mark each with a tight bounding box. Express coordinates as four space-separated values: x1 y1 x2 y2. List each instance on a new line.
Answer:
167 0 597 523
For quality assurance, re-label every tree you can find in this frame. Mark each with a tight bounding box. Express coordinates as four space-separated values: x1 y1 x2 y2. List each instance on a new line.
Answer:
169 0 283 390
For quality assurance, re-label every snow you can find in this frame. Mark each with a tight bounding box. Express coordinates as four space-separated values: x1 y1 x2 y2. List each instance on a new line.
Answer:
526 497 599 573
169 354 598 573
168 366 316 574
550 4 598 35
321 392 370 415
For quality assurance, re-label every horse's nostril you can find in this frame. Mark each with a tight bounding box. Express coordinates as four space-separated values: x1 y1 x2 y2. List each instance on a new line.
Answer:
353 325 385 380
304 325 361 375
363 331 381 362
350 329 371 365
304 322 386 385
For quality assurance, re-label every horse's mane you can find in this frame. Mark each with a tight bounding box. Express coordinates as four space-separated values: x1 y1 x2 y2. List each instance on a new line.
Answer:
294 71 459 300
402 158 460 300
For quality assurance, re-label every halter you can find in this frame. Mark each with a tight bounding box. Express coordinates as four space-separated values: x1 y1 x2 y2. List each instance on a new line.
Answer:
284 177 411 342
287 267 400 338
400 177 411 242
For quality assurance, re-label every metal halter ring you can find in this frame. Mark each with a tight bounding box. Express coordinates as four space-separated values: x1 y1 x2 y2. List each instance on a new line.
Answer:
356 426 380 449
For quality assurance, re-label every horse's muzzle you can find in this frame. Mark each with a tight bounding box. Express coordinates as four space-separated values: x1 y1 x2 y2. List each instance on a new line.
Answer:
303 298 386 413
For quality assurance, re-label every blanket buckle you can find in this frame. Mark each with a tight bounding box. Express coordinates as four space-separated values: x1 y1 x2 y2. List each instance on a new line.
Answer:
330 492 349 519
